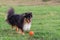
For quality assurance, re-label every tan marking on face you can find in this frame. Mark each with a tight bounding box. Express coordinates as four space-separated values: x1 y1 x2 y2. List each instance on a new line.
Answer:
24 18 31 24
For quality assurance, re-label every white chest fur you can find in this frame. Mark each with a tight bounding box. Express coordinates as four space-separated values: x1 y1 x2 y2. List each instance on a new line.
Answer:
23 23 31 31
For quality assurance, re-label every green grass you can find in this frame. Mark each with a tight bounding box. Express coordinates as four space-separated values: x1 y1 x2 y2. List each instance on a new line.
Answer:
0 5 60 40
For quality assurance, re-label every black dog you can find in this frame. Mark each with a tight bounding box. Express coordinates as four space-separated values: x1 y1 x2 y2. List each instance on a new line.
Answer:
6 8 32 35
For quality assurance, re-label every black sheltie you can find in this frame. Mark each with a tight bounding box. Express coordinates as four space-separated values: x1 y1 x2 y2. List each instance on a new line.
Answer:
6 8 32 35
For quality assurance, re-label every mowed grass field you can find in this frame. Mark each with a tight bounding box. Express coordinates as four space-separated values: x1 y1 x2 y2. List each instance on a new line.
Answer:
0 5 60 40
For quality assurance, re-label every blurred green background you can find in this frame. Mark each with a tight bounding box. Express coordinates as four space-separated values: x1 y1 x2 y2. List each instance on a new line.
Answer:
0 0 60 40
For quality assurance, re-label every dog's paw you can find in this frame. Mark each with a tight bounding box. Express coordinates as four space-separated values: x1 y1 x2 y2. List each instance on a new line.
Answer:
17 31 25 35
22 33 25 35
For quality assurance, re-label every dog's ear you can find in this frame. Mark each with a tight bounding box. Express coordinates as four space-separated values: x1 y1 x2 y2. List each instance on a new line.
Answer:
23 12 32 17
25 12 32 15
29 12 32 15
23 13 27 17
29 12 32 17
25 13 28 15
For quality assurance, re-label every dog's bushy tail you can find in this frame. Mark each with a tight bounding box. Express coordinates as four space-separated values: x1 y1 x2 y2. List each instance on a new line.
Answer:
7 7 15 18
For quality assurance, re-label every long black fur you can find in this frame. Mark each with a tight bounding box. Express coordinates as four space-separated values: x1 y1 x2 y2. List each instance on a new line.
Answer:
6 8 32 32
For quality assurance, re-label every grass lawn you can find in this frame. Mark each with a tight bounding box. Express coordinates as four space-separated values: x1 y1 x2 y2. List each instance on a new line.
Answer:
0 5 60 40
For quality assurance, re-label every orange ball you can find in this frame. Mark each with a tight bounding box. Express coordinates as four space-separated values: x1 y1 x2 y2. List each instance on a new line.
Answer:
29 31 34 36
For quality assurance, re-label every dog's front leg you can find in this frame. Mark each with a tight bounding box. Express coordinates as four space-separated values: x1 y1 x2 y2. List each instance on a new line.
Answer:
20 29 25 35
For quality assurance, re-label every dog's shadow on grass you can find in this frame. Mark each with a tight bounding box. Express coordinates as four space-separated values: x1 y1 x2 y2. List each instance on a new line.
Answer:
0 29 18 35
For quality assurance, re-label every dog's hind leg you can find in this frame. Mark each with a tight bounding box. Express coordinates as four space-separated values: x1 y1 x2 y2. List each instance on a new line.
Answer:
12 25 16 30
16 27 18 32
12 26 14 29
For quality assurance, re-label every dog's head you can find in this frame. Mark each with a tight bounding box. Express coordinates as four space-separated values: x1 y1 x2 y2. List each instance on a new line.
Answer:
24 12 32 18
24 12 32 23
